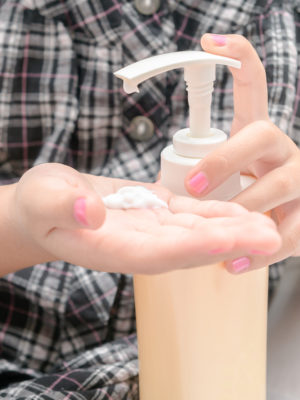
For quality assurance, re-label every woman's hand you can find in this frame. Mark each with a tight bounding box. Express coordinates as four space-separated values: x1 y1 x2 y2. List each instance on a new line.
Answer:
5 163 280 276
185 34 300 273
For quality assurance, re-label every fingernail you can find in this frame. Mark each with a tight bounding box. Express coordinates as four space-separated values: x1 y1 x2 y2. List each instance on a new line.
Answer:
188 172 209 194
211 34 227 46
74 197 89 226
231 257 250 273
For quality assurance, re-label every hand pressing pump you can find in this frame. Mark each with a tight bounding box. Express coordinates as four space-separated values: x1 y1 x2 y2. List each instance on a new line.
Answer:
115 51 241 200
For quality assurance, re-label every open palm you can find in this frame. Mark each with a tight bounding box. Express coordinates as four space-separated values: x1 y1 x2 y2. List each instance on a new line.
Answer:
14 165 280 275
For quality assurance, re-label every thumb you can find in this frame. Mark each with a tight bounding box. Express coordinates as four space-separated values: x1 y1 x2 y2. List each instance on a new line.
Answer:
16 164 106 234
72 194 106 230
41 174 106 231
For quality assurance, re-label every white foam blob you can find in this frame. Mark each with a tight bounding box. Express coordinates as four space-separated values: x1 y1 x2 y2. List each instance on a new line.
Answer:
102 186 168 210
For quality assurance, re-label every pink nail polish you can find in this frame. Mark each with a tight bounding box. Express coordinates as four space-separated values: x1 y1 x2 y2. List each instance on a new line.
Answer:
74 197 89 226
188 172 209 194
231 257 250 273
211 34 227 46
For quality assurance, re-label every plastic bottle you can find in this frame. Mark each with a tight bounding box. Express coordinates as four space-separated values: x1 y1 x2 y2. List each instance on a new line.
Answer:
115 52 268 400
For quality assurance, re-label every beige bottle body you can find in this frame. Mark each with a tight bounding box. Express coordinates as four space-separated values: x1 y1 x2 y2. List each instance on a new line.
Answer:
134 148 268 400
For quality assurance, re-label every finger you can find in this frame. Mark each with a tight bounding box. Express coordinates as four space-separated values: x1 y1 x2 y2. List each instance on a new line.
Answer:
38 194 280 274
201 33 269 134
232 160 300 212
155 209 280 256
135 216 280 274
169 196 249 217
185 120 287 198
225 199 300 274
43 178 105 231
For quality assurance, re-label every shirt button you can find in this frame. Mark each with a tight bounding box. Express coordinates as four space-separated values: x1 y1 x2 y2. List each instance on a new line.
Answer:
134 0 160 15
129 116 155 141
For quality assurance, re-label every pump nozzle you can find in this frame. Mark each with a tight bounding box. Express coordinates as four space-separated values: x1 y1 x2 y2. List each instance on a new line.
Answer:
115 51 241 138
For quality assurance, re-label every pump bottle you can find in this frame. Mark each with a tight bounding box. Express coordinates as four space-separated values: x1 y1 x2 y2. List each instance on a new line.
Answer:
115 52 268 400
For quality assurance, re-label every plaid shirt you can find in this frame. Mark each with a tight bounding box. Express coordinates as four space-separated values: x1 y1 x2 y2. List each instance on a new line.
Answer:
0 0 299 398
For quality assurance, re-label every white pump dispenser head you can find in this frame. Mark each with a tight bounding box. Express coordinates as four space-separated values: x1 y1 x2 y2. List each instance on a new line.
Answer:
115 51 240 139
115 51 242 200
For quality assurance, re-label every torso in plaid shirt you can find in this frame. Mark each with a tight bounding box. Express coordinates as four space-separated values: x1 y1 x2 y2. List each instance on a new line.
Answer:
0 0 299 398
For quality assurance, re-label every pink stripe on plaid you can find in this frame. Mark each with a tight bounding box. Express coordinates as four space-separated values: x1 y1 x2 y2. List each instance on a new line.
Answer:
214 82 295 95
171 94 186 101
52 373 84 390
63 388 116 400
175 30 199 44
265 0 274 7
61 391 116 400
123 10 165 40
175 3 196 44
21 32 30 171
121 290 134 297
59 0 73 29
123 335 137 350
255 9 290 21
36 263 73 277
290 70 300 130
0 279 14 354
96 388 115 400
214 87 233 94
0 301 39 320
0 72 78 80
124 95 166 137
63 360 72 372
48 141 115 157
44 370 83 393
268 82 295 90
2 140 116 157
258 15 267 67
80 85 120 93
67 298 102 344
66 286 117 317
0 141 44 148
71 3 121 30
153 11 162 25
2 2 31 10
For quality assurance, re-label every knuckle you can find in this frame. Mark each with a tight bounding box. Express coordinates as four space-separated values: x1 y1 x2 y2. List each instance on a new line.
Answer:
229 35 259 60
208 154 231 176
253 119 275 138
250 120 280 149
230 34 250 49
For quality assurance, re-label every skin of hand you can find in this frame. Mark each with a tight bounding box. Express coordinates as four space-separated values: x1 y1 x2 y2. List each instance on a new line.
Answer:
1 162 281 277
185 33 300 273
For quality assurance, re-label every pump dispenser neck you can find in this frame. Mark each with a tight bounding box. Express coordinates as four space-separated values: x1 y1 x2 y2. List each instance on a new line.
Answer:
115 51 241 140
184 65 215 138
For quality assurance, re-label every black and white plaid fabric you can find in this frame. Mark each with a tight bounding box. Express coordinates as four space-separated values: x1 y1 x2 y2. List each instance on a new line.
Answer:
0 0 299 398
